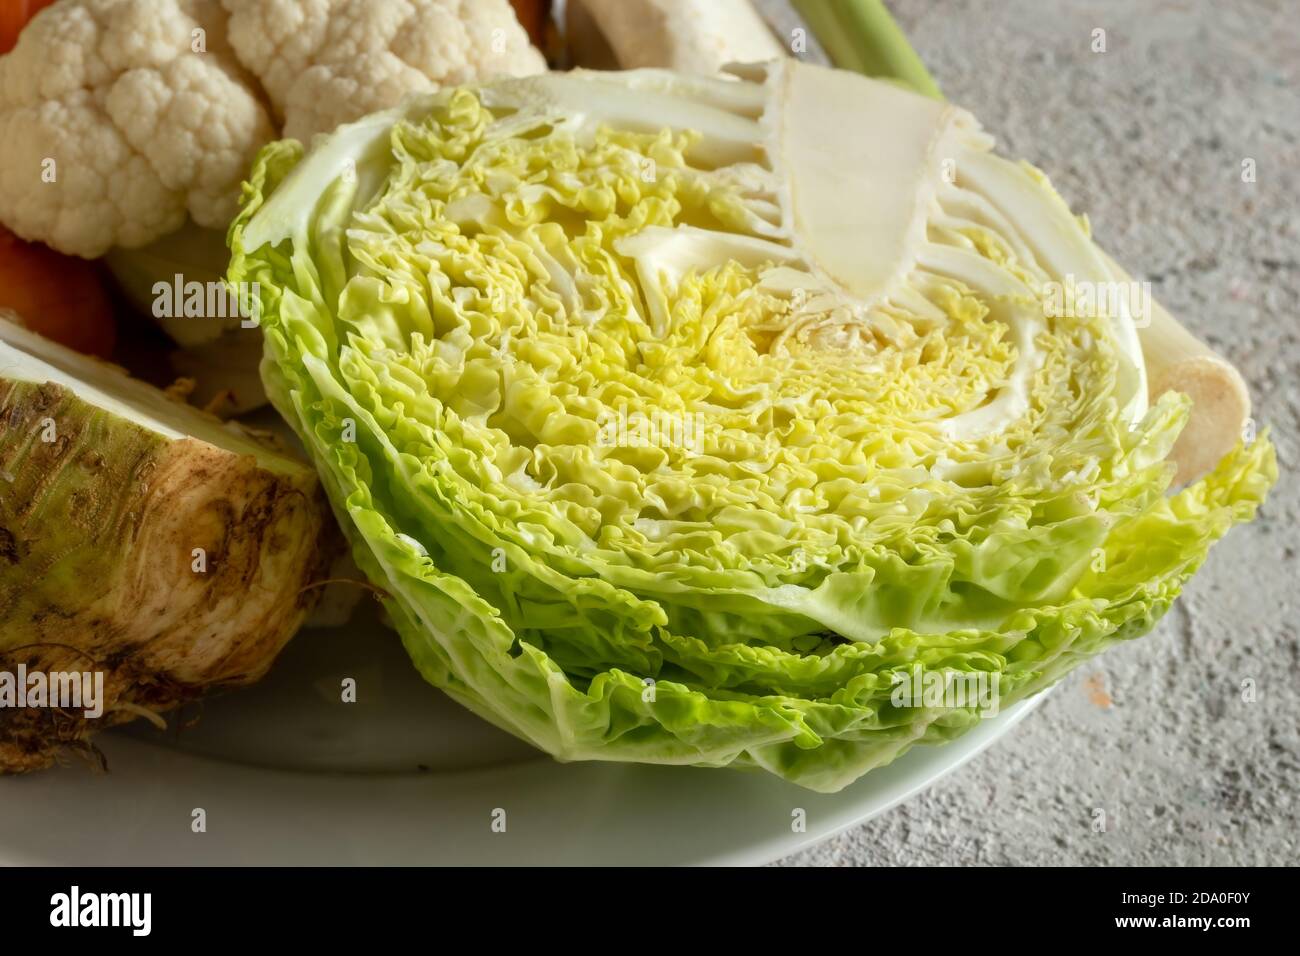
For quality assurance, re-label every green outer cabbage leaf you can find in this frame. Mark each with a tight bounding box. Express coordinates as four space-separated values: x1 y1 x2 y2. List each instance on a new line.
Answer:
229 64 1275 792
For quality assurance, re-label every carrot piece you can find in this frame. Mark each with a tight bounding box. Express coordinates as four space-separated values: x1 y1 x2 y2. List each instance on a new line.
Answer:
509 0 550 49
0 228 117 358
0 0 59 55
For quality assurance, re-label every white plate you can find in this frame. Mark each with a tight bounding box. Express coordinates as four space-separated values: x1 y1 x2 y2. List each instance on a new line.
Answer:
0 606 1045 866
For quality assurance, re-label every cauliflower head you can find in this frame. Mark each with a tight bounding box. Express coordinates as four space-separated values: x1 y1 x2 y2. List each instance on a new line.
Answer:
222 0 547 141
0 0 545 258
0 0 274 257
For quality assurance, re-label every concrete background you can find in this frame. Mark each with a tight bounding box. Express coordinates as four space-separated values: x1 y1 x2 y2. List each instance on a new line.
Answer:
779 0 1299 866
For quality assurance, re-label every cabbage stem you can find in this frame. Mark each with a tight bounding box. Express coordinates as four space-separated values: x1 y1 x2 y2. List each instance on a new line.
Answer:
794 0 1251 481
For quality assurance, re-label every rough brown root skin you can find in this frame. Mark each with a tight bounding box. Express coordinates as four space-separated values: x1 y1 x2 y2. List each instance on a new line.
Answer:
0 378 341 772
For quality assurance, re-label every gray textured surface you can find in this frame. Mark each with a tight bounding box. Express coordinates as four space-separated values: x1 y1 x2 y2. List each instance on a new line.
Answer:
779 0 1299 866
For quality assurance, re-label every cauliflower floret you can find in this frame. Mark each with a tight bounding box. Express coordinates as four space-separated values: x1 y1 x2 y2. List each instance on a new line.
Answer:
0 0 275 257
0 0 545 258
223 0 546 140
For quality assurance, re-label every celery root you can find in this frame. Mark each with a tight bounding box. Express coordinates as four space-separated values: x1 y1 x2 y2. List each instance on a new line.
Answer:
0 313 340 771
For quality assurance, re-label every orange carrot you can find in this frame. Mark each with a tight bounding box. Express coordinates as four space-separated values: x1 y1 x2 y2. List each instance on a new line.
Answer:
509 0 550 49
0 228 116 358
0 0 58 55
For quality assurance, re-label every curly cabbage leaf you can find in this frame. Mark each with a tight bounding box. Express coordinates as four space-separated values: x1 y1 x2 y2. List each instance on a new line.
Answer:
230 61 1275 792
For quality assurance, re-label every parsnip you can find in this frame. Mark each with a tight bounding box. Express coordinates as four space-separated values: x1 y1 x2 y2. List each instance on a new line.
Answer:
1102 254 1251 482
570 0 785 74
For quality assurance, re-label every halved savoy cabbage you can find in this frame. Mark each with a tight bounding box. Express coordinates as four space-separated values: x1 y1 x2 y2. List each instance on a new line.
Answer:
230 61 1275 791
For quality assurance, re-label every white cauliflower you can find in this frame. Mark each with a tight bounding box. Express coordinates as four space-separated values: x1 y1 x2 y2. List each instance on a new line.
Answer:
223 0 546 141
0 0 545 258
0 0 274 257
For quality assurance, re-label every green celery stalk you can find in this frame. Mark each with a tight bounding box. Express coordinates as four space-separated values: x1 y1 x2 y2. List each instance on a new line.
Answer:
791 0 943 99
